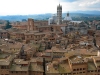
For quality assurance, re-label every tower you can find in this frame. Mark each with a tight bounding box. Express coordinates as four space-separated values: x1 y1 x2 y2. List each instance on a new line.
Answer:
19 45 24 58
27 18 34 31
67 11 69 17
57 4 62 25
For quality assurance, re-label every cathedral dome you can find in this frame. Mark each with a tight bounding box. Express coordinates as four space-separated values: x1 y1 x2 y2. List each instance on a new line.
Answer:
64 12 72 21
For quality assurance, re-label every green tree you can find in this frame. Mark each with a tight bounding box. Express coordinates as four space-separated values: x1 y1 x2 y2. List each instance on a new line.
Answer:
5 20 12 29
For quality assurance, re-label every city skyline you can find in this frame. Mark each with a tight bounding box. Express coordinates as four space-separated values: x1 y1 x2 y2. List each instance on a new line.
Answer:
0 0 100 15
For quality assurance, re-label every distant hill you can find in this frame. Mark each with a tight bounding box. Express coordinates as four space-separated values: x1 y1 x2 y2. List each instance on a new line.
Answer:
72 11 100 15
0 11 100 21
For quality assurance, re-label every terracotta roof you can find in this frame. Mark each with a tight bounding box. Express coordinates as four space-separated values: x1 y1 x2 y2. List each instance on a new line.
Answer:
88 62 96 70
30 57 43 62
0 55 14 65
14 59 29 65
30 63 44 72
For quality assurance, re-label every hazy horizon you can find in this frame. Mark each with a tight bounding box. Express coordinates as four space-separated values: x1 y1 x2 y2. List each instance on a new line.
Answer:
0 0 100 16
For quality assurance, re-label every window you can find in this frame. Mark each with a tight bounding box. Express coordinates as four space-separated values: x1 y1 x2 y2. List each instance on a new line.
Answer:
91 71 93 72
73 73 76 74
1 66 5 69
6 66 9 69
83 68 85 70
21 71 24 73
77 69 79 71
79 72 82 73
98 70 100 72
88 71 90 72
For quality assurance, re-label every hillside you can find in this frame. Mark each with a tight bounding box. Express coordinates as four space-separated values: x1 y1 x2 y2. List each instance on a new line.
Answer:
0 11 100 21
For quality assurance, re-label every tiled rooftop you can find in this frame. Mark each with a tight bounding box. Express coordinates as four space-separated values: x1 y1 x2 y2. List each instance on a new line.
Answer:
46 58 71 73
96 61 100 67
70 55 86 63
58 64 71 73
14 59 29 65
1 19 100 74
30 63 44 72
30 57 43 62
0 55 14 65
10 59 29 71
0 53 10 59
10 64 29 71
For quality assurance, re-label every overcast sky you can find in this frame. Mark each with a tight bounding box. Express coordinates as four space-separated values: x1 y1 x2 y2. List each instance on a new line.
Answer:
0 0 100 15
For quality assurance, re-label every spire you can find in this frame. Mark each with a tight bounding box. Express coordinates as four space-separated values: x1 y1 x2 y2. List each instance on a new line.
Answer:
67 11 69 17
59 2 60 6
57 2 62 8
58 2 61 7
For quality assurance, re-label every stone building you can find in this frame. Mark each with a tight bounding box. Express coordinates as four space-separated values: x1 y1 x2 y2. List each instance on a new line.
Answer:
57 4 62 25
0 29 10 39
6 18 65 43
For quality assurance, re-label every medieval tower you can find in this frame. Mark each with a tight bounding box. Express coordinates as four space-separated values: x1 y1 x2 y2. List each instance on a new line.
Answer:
57 4 62 25
27 18 34 31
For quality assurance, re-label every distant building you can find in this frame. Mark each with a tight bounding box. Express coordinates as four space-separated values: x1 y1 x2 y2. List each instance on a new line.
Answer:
63 12 72 22
57 4 62 25
48 14 57 25
48 4 62 25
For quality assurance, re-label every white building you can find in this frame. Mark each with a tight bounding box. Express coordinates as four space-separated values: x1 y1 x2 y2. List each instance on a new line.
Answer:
57 4 62 25
48 4 86 35
64 12 72 21
48 14 57 25
48 4 62 25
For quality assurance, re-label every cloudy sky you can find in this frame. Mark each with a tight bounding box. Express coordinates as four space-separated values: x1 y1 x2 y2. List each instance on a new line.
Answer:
0 0 100 15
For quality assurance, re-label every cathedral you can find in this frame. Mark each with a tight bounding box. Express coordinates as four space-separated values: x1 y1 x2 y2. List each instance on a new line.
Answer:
48 4 72 25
